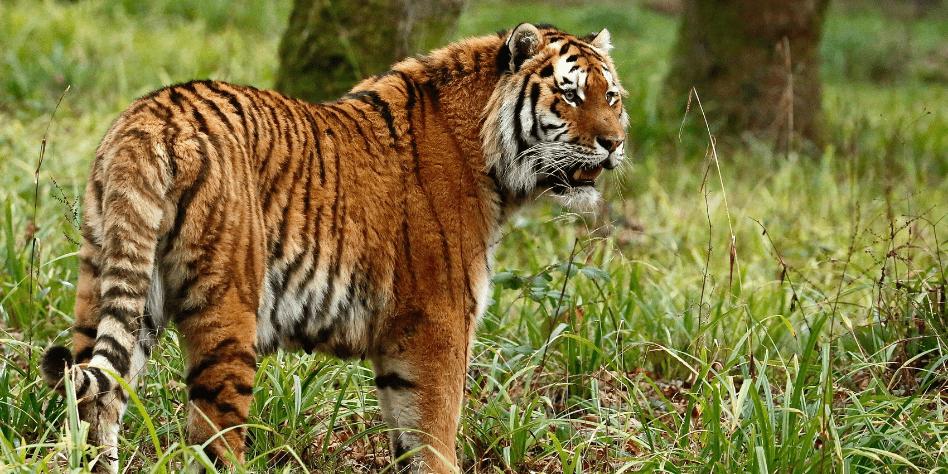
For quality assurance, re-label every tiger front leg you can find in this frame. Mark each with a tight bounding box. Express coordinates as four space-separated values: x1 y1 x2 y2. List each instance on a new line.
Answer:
371 315 470 474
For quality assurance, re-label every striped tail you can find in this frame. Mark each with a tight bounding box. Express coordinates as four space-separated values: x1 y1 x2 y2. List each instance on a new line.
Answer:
41 125 171 473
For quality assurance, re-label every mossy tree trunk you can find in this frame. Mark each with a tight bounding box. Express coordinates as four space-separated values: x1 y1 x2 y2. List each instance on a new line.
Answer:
275 0 464 103
664 0 831 150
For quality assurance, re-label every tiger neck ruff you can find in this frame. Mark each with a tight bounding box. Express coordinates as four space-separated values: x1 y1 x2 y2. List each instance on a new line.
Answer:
42 23 627 474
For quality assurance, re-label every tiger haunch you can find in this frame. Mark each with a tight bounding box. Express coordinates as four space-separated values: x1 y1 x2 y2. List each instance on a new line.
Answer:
42 23 627 473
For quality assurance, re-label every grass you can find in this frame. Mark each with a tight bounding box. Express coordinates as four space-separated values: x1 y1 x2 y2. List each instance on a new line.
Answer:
1 0 947 472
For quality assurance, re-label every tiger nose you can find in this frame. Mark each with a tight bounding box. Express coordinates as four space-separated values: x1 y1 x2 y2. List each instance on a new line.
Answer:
596 136 622 153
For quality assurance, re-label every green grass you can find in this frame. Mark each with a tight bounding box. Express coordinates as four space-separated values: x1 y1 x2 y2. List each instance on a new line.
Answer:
2 0 947 472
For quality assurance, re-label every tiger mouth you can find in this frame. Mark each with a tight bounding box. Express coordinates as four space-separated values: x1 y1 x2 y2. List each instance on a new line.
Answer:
547 162 605 194
571 165 603 185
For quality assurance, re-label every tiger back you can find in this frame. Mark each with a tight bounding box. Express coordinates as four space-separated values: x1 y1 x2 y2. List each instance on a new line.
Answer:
42 23 627 473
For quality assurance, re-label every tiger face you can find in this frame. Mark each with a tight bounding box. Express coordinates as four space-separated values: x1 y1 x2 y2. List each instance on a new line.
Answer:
483 23 629 210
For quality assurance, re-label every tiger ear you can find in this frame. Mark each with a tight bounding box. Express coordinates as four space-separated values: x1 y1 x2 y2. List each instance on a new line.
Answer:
499 23 541 73
588 28 613 52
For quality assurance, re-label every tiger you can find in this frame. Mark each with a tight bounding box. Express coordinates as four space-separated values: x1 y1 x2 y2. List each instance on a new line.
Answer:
41 23 627 473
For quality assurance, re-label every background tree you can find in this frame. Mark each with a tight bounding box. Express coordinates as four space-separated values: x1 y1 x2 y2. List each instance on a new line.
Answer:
664 0 831 150
275 0 464 103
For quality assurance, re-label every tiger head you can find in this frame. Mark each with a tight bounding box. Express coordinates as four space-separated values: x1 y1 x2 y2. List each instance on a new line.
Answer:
482 23 629 210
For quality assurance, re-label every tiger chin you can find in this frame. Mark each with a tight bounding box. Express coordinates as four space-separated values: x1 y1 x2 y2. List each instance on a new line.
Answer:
41 23 627 474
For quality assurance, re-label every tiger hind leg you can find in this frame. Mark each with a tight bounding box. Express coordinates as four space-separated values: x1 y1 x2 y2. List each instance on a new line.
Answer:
176 287 258 471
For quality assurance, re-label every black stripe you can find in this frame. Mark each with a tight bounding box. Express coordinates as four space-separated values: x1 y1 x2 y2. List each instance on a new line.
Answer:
202 81 247 133
262 108 305 259
116 127 150 142
277 95 300 169
101 285 145 301
406 79 453 292
75 346 94 364
188 384 224 402
172 302 202 325
184 338 236 385
268 136 309 262
450 48 465 74
541 121 565 132
401 78 419 293
102 262 151 282
93 334 131 376
550 98 564 118
513 78 532 161
473 51 484 74
325 103 371 146
92 179 104 224
91 368 111 395
374 372 415 390
402 72 417 111
181 86 212 135
346 102 384 157
296 294 316 353
256 94 283 193
268 94 297 170
185 340 257 386
99 306 139 334
322 110 348 292
168 86 190 114
300 195 321 287
313 121 327 187
116 387 129 404
76 372 91 396
266 271 285 333
276 143 316 305
529 82 541 139
74 325 97 339
167 140 211 243
344 90 398 144
393 439 410 467
191 82 238 135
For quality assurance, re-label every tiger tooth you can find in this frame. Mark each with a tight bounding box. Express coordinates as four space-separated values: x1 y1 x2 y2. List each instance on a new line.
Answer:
574 167 603 182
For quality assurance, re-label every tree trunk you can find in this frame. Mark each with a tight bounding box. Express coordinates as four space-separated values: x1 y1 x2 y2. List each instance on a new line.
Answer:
664 0 831 150
275 0 464 103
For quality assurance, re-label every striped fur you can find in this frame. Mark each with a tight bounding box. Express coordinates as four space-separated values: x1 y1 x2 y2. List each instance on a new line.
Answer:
41 24 627 473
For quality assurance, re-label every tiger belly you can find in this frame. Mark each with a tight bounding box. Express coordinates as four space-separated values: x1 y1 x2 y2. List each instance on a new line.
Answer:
254 264 384 358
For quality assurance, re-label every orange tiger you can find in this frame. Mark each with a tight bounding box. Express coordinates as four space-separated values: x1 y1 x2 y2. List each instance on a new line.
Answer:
42 23 627 473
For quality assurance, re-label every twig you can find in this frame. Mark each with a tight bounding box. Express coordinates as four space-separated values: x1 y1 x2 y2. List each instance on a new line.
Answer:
30 85 71 379
536 237 580 376
750 217 807 331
